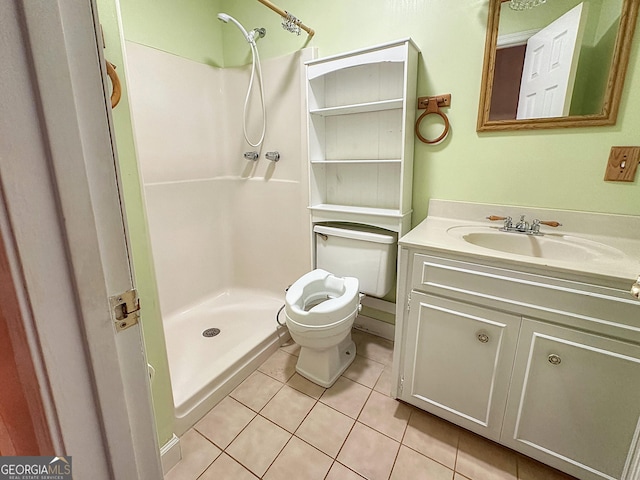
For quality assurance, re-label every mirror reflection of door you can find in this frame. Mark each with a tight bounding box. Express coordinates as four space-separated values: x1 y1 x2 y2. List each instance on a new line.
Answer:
517 3 588 119
487 0 622 122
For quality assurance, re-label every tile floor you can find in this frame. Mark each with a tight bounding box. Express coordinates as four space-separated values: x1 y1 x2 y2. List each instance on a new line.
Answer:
164 330 577 480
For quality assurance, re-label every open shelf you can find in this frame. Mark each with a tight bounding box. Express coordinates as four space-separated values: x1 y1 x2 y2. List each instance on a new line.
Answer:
309 203 404 218
309 99 403 117
310 159 402 164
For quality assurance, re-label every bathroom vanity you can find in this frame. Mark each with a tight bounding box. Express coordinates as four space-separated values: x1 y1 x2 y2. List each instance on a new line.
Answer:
392 200 640 480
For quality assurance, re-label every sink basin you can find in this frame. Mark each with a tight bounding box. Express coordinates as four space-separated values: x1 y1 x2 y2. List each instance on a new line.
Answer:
447 226 625 262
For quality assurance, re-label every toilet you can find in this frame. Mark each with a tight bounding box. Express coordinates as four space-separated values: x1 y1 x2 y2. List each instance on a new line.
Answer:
285 224 397 387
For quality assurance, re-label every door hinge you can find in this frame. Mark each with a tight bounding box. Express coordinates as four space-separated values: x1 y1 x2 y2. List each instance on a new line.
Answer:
399 375 404 395
407 293 412 313
109 289 140 332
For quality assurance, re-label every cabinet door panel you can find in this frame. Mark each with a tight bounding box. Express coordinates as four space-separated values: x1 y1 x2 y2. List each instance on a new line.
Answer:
401 293 520 439
503 319 640 480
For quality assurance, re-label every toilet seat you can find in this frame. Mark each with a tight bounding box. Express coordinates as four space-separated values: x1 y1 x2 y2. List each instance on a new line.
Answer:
285 269 359 330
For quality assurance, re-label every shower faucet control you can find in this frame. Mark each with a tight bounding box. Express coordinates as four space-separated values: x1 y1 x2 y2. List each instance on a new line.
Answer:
244 151 259 161
265 151 280 162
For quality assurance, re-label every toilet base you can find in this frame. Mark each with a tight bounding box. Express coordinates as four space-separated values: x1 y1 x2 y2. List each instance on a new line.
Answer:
295 335 356 388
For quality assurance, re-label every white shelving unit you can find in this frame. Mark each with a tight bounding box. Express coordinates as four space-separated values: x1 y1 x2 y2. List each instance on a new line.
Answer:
305 39 419 234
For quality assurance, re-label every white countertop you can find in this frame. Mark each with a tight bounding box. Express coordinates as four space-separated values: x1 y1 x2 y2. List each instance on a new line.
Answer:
400 200 640 287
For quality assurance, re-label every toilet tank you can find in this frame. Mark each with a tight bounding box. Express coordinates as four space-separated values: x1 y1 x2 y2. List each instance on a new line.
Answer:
314 224 398 297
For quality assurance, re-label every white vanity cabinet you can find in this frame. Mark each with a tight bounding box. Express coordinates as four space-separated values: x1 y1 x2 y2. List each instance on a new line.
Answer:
394 249 640 480
503 319 640 480
403 292 520 441
305 39 419 235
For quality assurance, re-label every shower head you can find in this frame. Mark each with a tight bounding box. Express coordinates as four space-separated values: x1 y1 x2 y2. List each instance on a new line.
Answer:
217 13 254 44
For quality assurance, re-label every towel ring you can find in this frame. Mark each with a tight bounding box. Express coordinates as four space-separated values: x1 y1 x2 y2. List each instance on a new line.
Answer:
106 60 121 109
415 95 451 144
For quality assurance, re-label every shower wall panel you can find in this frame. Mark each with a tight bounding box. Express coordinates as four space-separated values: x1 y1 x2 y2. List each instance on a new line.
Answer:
126 42 311 321
144 180 232 317
126 42 224 183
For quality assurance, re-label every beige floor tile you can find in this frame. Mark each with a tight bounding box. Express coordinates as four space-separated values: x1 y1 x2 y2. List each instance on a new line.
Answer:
373 365 394 396
454 474 471 480
390 445 454 480
325 461 366 480
195 396 255 449
258 350 297 383
199 453 258 480
261 385 316 433
230 371 283 412
263 436 333 480
358 390 412 441
337 422 400 480
319 376 371 419
226 416 291 477
164 429 220 480
343 355 385 388
295 402 355 458
455 430 517 480
402 409 460 469
286 372 325 399
517 454 578 480
352 330 394 366
279 340 301 357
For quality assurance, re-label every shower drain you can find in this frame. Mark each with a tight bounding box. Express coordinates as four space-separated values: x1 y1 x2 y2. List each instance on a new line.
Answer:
202 328 221 338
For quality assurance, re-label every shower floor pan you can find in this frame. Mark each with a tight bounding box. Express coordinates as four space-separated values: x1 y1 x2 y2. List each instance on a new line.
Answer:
163 288 287 435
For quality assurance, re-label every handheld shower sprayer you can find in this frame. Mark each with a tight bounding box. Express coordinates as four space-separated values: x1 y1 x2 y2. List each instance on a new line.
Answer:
217 12 267 148
217 13 265 44
217 13 251 42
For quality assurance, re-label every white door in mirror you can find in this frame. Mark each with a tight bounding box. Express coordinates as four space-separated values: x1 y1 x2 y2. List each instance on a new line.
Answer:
516 2 587 119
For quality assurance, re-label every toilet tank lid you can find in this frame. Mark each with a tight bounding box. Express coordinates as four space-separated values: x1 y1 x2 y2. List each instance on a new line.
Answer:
314 225 396 244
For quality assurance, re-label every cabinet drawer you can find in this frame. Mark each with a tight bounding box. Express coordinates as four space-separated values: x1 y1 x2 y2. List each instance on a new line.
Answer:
411 253 640 342
502 319 640 480
400 292 519 440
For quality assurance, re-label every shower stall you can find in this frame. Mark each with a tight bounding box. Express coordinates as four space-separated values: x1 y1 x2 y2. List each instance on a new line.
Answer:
125 39 313 434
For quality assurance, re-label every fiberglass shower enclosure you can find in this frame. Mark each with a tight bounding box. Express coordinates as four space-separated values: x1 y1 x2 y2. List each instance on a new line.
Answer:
125 37 313 433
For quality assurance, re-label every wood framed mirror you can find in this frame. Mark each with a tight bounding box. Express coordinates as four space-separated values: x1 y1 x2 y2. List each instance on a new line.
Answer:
477 0 639 131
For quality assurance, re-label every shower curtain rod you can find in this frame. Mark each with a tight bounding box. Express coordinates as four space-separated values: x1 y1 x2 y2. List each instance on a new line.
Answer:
256 0 315 37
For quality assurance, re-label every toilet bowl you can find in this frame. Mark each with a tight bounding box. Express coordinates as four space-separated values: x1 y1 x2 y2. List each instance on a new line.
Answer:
284 224 397 388
285 269 360 387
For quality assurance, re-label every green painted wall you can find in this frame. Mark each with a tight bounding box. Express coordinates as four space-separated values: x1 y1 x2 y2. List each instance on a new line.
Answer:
220 0 640 223
118 0 224 66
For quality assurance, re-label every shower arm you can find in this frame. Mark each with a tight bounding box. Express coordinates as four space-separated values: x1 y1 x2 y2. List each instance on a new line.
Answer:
255 0 315 37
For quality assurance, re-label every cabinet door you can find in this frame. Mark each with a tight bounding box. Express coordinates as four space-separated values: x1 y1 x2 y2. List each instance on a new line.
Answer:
502 319 640 480
400 292 520 440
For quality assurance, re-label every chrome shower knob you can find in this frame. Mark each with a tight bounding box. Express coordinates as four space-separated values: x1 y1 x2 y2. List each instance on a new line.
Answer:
265 151 280 162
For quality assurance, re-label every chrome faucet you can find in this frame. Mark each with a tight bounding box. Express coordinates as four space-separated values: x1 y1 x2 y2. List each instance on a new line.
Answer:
487 215 562 235
515 215 529 233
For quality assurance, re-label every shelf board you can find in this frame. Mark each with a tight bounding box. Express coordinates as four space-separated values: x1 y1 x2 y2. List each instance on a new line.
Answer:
310 159 402 164
309 98 403 117
309 204 404 218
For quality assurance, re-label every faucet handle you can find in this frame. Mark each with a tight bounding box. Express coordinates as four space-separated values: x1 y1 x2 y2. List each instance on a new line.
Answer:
539 220 562 228
515 215 528 231
487 215 512 230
